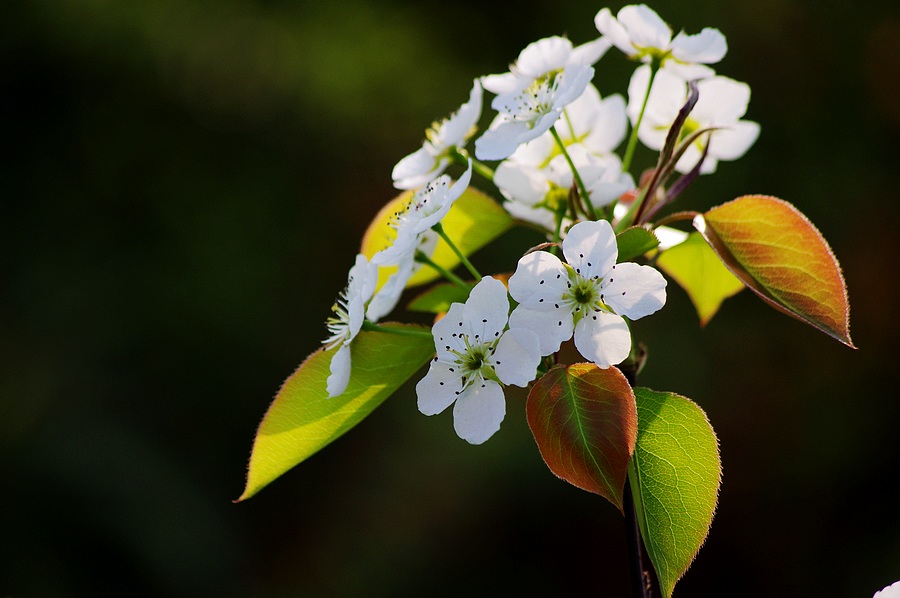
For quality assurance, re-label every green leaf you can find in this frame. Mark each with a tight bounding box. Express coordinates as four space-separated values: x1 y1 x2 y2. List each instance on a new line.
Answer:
238 324 434 501
616 226 660 262
694 195 854 347
407 281 473 314
655 232 744 326
629 388 721 598
527 364 638 511
361 186 512 289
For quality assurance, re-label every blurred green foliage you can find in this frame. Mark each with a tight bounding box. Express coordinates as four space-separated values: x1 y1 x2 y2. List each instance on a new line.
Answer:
2 0 899 595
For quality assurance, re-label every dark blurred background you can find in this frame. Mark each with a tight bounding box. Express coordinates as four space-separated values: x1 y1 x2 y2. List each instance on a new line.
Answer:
2 0 899 596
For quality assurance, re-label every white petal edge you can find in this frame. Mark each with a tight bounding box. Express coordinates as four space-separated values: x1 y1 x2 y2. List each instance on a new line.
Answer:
493 328 541 387
416 361 463 416
453 380 506 444
326 343 352 398
573 311 631 369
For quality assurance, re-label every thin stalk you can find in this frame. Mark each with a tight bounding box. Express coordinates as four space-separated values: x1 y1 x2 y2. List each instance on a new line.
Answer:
622 61 660 173
432 222 482 281
550 127 603 221
361 321 433 338
415 250 469 289
451 147 495 182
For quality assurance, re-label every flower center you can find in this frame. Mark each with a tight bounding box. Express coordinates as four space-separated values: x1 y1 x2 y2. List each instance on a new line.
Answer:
563 274 613 323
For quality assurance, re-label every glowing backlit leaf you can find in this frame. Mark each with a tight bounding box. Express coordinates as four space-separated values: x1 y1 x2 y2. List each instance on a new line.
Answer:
630 388 721 598
694 195 853 347
238 324 434 501
656 232 744 326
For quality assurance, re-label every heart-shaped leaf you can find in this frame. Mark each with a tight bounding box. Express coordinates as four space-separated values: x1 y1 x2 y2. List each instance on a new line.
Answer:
238 324 435 501
656 232 744 326
527 363 638 511
694 195 854 347
629 388 721 598
361 186 512 289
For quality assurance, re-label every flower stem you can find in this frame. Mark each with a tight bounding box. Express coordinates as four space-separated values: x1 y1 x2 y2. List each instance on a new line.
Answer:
622 60 660 174
361 321 433 338
432 222 482 281
550 127 603 221
451 147 494 182
415 250 469 289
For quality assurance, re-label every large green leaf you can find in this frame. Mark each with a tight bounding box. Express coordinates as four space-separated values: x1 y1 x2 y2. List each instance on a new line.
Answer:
656 232 744 326
361 186 512 289
238 324 434 501
629 388 721 598
527 364 638 511
694 195 854 347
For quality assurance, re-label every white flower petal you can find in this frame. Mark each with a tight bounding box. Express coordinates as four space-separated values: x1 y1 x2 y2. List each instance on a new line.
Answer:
481 71 523 95
502 200 558 232
874 581 900 598
431 302 469 362
438 79 483 147
594 8 636 55
574 311 631 369
618 4 672 51
602 262 667 320
515 36 574 78
670 28 727 65
493 328 541 387
674 142 717 175
464 277 511 342
561 220 617 281
475 120 534 161
392 147 445 190
555 63 595 108
508 305 574 356
708 120 760 161
584 93 628 154
416 361 463 416
694 76 751 124
570 37 611 66
452 380 506 444
366 255 413 321
326 343 352 398
663 61 717 80
508 251 569 308
495 162 547 206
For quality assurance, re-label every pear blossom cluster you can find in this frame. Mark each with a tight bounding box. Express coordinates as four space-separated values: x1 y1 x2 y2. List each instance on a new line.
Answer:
320 4 761 442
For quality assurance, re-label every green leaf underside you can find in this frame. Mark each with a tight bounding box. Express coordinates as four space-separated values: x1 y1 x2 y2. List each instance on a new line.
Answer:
616 226 660 262
407 281 473 314
629 388 721 598
239 324 435 501
526 364 638 511
656 232 744 326
695 195 854 347
361 187 513 289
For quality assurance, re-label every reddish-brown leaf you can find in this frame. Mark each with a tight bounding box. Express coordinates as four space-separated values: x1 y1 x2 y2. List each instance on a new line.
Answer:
526 364 638 511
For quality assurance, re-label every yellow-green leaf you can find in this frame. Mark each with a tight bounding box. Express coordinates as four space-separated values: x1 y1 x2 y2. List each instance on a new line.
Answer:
694 195 854 347
407 281 473 314
360 186 512 289
630 388 721 598
238 324 434 501
656 232 744 326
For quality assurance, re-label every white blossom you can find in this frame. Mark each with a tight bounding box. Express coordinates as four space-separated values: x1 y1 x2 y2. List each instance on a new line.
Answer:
496 145 633 231
627 65 760 174
392 80 483 190
368 162 472 320
323 254 378 397
507 220 666 368
416 276 541 444
507 84 628 169
475 36 608 161
595 4 727 79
